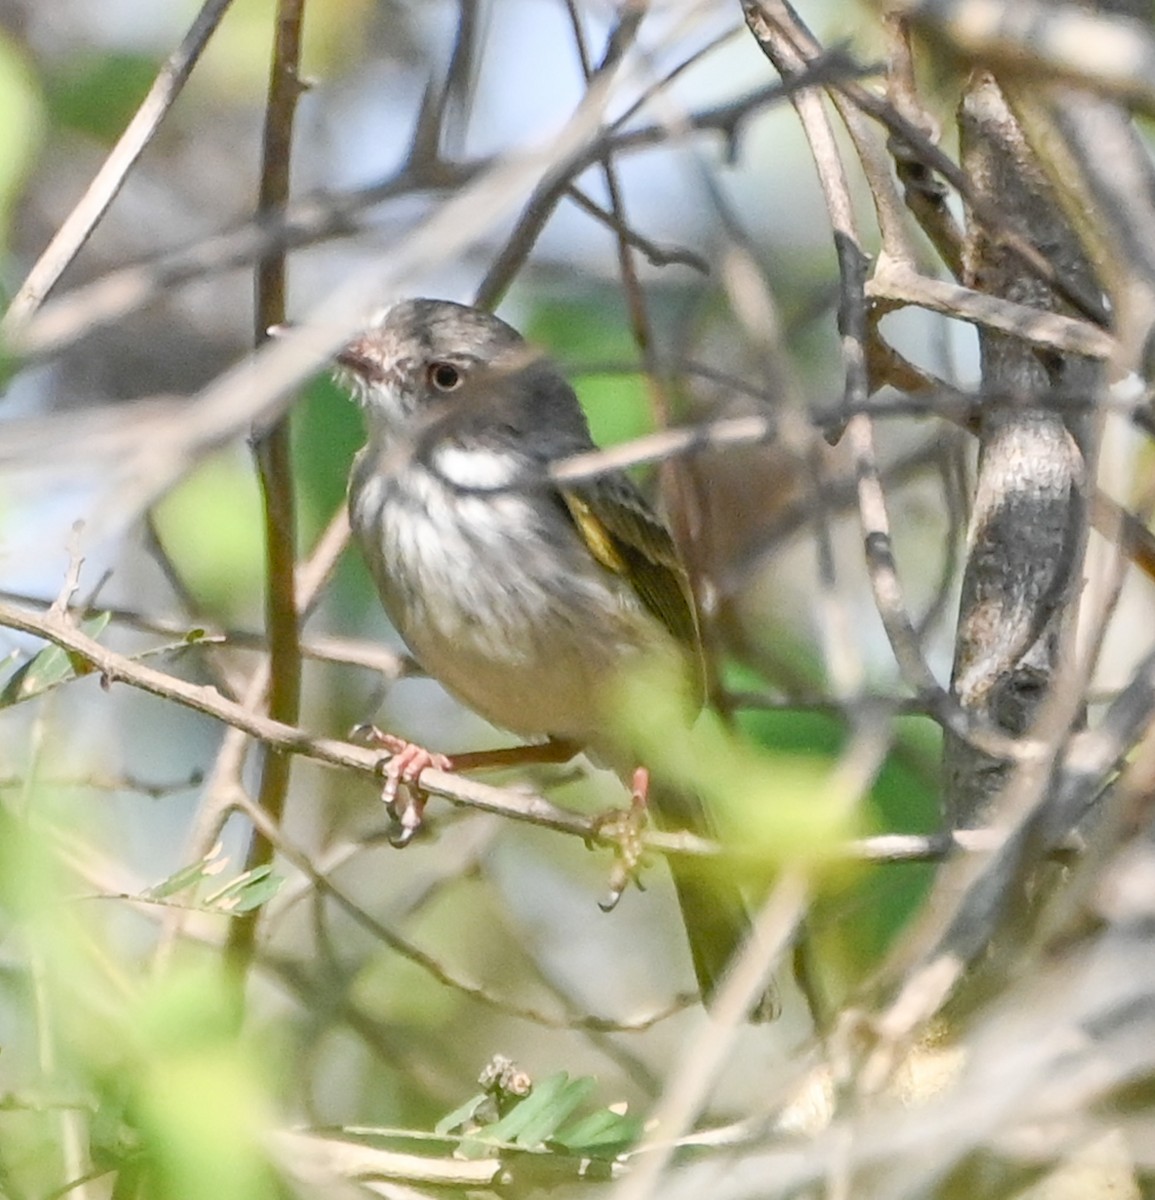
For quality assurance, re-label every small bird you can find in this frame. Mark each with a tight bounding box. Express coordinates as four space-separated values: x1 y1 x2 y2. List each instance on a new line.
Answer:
337 298 775 1019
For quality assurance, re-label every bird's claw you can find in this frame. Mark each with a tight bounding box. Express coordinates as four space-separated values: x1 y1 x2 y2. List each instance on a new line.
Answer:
591 781 650 911
598 859 634 912
351 725 452 847
385 786 426 848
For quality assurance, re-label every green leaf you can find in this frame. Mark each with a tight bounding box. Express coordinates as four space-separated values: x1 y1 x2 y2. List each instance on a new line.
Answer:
145 855 223 902
0 613 110 707
142 854 282 917
203 866 284 914
550 1107 642 1158
487 1073 594 1149
434 1092 489 1137
439 1072 634 1160
222 873 284 915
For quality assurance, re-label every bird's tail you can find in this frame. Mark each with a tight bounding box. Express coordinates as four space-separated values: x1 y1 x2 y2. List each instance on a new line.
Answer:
652 780 780 1022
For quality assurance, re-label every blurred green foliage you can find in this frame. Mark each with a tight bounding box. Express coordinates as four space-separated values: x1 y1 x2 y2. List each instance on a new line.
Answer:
44 52 155 142
0 792 277 1200
291 375 362 538
150 374 370 624
129 967 276 1200
189 0 379 101
611 654 860 867
527 295 654 450
607 647 939 996
0 30 43 262
152 449 266 623
742 702 939 982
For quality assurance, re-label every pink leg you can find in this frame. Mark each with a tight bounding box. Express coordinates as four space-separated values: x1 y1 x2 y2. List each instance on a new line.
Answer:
351 727 451 845
353 726 579 846
630 766 650 806
376 733 454 845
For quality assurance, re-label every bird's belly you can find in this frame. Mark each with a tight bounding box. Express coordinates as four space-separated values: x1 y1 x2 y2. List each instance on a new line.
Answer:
352 469 653 742
410 623 619 742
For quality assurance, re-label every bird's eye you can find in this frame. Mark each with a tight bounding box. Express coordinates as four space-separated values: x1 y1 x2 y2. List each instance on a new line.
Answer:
427 362 463 391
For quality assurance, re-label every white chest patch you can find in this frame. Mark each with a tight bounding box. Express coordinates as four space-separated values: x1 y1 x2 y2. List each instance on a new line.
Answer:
429 444 522 490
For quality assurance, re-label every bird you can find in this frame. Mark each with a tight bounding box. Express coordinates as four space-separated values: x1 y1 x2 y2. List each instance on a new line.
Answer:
336 297 776 1020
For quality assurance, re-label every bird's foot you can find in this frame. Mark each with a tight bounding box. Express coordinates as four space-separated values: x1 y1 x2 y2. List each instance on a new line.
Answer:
352 728 581 847
352 725 452 847
592 768 651 911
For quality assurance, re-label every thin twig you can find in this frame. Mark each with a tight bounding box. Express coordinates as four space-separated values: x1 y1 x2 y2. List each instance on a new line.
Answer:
0 595 1078 869
563 184 709 272
224 0 308 985
2 0 236 332
238 793 688 1033
891 0 1155 112
156 505 350 968
867 259 1114 359
11 73 838 362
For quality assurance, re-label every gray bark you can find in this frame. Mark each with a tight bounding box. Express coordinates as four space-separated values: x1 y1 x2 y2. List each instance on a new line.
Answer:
943 73 1097 829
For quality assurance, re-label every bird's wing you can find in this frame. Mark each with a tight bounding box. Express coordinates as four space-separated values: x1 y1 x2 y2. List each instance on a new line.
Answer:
559 472 701 655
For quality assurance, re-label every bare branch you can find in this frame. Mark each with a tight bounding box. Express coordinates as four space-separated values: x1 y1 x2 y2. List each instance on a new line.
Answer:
889 0 1155 111
1 0 236 332
225 0 308 987
867 259 1114 360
